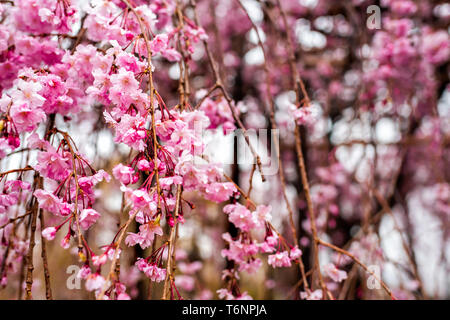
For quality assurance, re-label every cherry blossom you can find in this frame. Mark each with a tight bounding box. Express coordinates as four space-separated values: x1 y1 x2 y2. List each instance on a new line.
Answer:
323 263 348 283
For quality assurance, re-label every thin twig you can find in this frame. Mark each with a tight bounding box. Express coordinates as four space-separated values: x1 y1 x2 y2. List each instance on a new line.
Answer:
0 166 34 177
190 0 266 182
97 212 137 300
39 209 52 299
273 0 328 298
317 238 395 299
236 0 310 293
162 185 182 299
25 173 42 300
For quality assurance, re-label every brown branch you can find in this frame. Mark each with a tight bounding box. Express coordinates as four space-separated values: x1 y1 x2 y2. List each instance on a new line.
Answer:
190 0 266 182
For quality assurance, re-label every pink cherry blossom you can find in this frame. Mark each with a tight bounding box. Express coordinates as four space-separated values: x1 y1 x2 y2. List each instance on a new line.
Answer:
135 258 166 282
79 208 101 230
289 246 303 260
92 254 108 267
42 227 57 241
11 79 45 107
150 34 169 53
203 182 237 203
175 275 195 292
104 112 147 151
178 261 203 275
77 265 92 280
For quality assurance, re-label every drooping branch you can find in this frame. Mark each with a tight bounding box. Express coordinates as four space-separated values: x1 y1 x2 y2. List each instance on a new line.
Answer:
273 0 328 298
